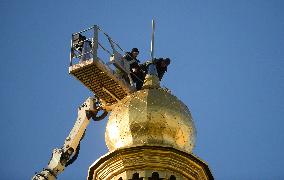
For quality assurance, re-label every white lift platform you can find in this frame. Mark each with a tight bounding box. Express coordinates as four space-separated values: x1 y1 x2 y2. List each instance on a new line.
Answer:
69 25 136 110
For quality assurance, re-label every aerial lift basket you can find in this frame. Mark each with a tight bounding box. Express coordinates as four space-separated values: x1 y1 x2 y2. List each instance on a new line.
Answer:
69 25 135 107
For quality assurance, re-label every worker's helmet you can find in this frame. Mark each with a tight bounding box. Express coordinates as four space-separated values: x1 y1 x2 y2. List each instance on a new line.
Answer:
131 48 139 53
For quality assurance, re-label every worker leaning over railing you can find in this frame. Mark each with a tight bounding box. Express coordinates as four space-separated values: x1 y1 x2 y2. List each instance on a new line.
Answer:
123 48 171 90
152 57 171 80
123 48 145 90
70 29 171 91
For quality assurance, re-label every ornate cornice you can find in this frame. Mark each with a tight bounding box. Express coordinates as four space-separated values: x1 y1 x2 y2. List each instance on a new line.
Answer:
88 146 213 180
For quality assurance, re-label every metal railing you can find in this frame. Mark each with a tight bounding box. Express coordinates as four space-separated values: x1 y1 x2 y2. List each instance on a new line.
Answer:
69 25 126 67
69 25 141 87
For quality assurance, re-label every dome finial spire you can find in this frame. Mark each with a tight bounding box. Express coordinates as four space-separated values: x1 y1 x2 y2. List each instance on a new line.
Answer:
142 63 160 89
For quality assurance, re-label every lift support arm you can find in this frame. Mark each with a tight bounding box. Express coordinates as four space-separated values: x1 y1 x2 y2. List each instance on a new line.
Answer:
32 97 107 180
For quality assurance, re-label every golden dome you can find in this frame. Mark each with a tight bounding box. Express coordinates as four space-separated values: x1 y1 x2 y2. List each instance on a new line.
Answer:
105 75 196 153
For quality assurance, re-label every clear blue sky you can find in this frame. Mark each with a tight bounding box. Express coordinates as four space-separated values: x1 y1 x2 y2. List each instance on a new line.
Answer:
1 0 284 179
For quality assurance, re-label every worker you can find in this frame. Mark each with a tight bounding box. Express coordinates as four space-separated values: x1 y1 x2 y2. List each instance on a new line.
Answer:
153 58 171 80
81 39 92 61
124 48 145 90
72 33 92 62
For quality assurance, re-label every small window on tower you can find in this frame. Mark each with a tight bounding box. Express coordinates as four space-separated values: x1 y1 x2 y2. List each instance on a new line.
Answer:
149 172 160 180
131 172 143 180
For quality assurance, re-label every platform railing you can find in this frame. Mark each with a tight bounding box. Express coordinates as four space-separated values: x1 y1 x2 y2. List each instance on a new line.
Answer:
70 25 99 66
69 25 126 66
69 25 137 87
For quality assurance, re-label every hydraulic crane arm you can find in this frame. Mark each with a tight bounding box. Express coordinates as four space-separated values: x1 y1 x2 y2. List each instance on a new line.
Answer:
32 97 108 180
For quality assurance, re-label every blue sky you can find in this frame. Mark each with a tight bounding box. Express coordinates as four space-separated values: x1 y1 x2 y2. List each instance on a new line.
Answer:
1 0 284 179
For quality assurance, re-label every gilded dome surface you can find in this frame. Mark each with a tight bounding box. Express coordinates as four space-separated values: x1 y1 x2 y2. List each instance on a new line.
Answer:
105 81 196 153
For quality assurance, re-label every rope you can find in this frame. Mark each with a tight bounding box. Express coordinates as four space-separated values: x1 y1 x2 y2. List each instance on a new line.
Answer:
98 42 112 56
98 27 125 52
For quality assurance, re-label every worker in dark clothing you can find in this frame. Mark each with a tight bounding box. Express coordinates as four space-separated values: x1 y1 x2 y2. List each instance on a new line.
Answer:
124 48 140 69
124 48 145 90
153 58 171 80
72 34 92 61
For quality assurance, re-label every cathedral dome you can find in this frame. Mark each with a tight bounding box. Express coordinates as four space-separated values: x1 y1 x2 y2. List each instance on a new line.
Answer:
105 76 196 153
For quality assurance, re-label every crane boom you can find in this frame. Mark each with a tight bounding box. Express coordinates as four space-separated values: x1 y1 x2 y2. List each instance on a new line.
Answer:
32 97 107 180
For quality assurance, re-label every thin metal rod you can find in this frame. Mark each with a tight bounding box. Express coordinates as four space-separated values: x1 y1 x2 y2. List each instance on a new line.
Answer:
69 37 73 66
151 19 155 60
93 25 99 60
